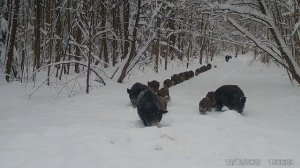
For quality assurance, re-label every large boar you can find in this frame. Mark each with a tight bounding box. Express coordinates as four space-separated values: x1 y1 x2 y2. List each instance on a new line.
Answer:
214 85 246 113
136 89 168 127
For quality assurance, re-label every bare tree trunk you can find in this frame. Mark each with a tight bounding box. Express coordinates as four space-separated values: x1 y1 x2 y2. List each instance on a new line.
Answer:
46 0 53 86
4 0 12 54
187 11 194 68
86 27 92 94
101 0 109 68
293 0 300 66
75 27 82 73
5 0 12 21
117 0 141 83
177 32 183 61
198 16 208 65
235 45 239 58
122 0 130 60
199 46 205 65
66 0 72 75
20 48 25 82
59 25 66 80
34 0 41 70
55 5 62 78
153 18 161 73
74 0 82 73
153 40 160 73
167 12 176 65
199 39 206 65
112 2 120 67
5 0 19 82
187 40 191 68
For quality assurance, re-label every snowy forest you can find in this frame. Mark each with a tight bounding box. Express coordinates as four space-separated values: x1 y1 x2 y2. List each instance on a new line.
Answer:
1 0 300 90
1 1 300 167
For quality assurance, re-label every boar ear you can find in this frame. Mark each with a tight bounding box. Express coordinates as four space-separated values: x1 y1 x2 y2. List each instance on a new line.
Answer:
241 97 246 103
148 81 150 85
127 89 131 94
159 110 168 114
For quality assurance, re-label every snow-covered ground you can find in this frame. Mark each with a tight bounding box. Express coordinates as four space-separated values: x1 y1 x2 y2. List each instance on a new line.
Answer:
0 54 299 168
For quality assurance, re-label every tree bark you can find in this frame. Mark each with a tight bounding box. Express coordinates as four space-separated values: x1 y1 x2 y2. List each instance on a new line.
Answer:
75 27 82 73
199 46 205 65
5 0 19 82
74 0 82 73
117 0 141 83
100 0 109 68
112 2 120 67
34 0 41 69
293 0 300 66
55 2 62 78
46 0 53 86
166 12 176 67
86 27 92 94
122 0 130 60
153 18 161 73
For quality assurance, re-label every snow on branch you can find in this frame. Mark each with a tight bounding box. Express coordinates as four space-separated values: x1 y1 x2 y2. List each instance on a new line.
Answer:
291 21 300 38
227 16 285 66
217 3 272 27
126 33 156 75
32 61 106 85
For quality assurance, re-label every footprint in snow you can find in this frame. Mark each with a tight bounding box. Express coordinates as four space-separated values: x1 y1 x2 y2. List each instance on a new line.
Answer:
160 134 175 141
154 145 163 151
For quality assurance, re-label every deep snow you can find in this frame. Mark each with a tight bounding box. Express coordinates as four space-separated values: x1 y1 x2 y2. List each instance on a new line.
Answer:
0 55 299 168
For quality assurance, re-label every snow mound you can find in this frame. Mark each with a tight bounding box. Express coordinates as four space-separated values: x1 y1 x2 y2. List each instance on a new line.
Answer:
218 110 242 120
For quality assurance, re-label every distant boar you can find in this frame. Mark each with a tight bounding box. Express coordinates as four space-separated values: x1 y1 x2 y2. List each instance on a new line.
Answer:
137 89 168 127
214 85 246 113
188 70 194 78
195 66 207 76
171 74 181 85
199 97 213 115
158 96 168 112
127 82 148 107
183 71 190 80
157 88 170 111
157 88 170 102
225 55 232 62
207 63 212 70
148 80 160 92
199 65 208 73
195 68 201 76
178 73 185 83
163 79 172 89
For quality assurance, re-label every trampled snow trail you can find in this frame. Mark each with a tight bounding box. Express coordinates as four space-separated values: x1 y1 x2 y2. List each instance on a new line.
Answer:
0 55 299 168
